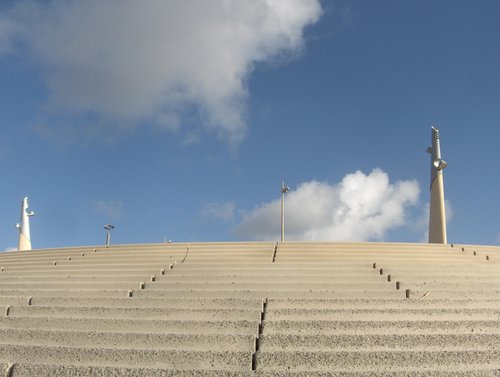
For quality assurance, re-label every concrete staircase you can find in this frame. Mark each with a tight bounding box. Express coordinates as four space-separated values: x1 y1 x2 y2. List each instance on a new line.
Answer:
0 242 499 376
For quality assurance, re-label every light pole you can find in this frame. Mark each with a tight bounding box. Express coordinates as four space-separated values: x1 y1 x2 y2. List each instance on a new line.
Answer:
16 197 35 251
427 126 447 243
104 224 115 247
281 181 290 242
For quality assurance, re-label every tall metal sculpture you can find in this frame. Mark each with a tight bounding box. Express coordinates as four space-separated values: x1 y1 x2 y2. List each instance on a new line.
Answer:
16 197 35 251
427 126 447 244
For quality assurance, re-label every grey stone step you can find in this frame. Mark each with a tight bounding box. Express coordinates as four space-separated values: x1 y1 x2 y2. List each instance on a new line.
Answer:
153 276 385 284
0 263 173 271
29 297 263 309
144 282 392 290
399 282 500 289
173 264 372 270
0 344 252 370
133 289 404 299
267 298 500 310
0 275 155 283
265 308 500 321
7 306 260 321
163 270 376 277
0 296 30 306
0 328 254 351
1 363 498 377
0 269 169 276
0 282 137 289
263 319 500 335
259 333 500 351
404 289 500 299
0 316 258 335
0 289 129 297
255 349 500 371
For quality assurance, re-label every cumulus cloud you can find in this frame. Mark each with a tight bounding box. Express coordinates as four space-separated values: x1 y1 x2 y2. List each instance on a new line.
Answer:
0 0 322 145
94 200 124 219
236 169 420 241
202 201 236 222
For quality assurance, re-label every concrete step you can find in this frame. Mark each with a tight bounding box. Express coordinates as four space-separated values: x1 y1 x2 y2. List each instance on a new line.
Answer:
399 282 500 290
259 333 500 351
255 349 500 371
403 289 500 300
265 308 500 321
133 289 404 299
275 255 478 262
0 328 254 351
267 298 500 310
0 275 156 283
7 305 260 321
0 296 30 306
29 297 263 309
153 275 386 283
163 269 376 277
1 362 498 377
0 316 258 335
143 282 392 290
263 319 500 335
0 268 170 276
0 289 129 297
172 263 371 270
0 263 174 271
0 282 138 289
0 344 252 370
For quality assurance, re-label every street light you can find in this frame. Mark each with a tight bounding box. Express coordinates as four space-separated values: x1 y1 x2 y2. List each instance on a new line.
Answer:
281 181 290 242
104 224 115 247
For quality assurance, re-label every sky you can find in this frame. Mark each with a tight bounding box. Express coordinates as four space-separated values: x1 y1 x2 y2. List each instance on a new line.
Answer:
1 0 500 250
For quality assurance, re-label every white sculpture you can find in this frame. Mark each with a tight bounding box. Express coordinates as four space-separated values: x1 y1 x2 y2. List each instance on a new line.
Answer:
16 197 35 251
427 126 447 244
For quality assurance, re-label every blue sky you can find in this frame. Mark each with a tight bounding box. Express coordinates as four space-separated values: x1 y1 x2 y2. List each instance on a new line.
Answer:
1 0 500 250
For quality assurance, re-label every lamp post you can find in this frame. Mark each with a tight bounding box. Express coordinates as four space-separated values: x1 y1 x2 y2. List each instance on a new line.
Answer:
16 197 35 251
104 224 115 247
281 181 290 242
427 126 447 244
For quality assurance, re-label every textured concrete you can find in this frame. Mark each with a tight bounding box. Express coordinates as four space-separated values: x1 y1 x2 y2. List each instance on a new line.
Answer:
1 241 500 375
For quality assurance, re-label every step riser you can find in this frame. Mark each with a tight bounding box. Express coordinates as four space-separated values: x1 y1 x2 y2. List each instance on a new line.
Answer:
0 317 258 335
259 334 500 350
256 350 500 370
8 307 260 321
0 344 252 370
0 329 254 351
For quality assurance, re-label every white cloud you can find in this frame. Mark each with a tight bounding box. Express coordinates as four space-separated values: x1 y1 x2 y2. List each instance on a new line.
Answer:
236 169 420 241
4 247 17 252
94 200 124 219
202 201 236 222
1 0 322 146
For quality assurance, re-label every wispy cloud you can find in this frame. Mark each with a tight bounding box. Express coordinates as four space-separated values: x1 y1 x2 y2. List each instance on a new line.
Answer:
202 201 236 222
235 169 420 241
94 200 124 219
0 0 322 146
3 247 17 252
